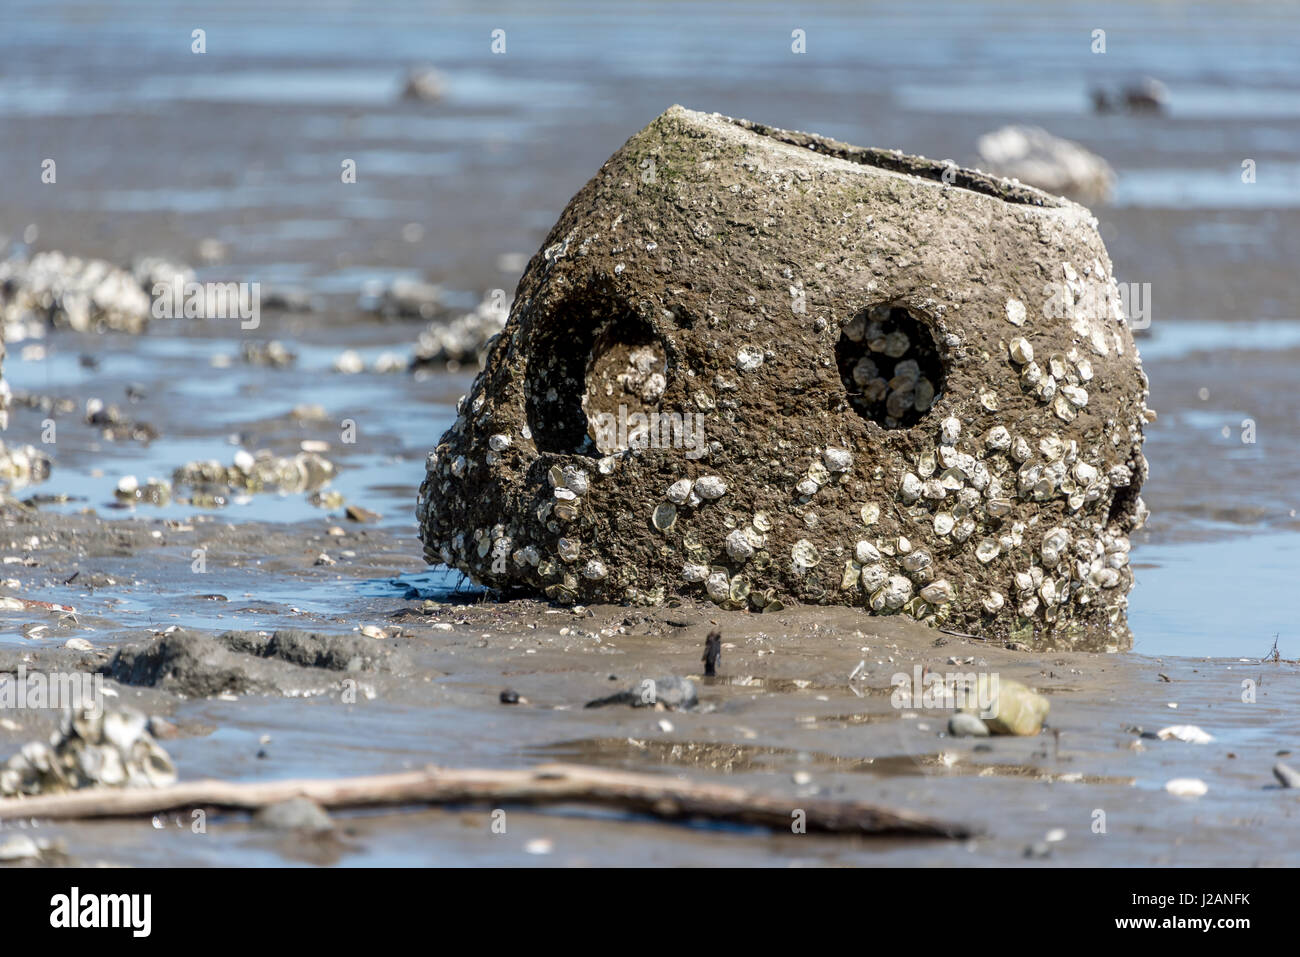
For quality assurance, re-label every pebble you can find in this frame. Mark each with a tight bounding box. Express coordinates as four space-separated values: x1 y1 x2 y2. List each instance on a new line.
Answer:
1156 724 1214 744
0 835 40 861
345 504 382 523
1273 762 1300 789
948 712 990 737
1164 778 1208 798
253 797 333 832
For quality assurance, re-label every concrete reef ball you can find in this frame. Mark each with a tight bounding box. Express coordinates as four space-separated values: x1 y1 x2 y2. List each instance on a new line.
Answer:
417 106 1150 651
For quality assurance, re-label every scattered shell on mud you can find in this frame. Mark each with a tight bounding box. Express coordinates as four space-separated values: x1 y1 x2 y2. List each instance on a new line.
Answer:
0 705 177 797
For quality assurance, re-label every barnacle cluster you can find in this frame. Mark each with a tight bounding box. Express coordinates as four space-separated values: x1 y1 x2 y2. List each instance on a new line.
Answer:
0 706 177 797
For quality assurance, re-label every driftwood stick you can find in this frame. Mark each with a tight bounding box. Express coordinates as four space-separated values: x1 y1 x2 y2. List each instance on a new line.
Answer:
0 762 973 838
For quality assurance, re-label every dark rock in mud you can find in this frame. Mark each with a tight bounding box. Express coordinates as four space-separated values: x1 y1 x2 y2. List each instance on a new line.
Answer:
219 629 401 673
586 675 698 710
105 630 270 697
103 628 405 697
418 106 1149 651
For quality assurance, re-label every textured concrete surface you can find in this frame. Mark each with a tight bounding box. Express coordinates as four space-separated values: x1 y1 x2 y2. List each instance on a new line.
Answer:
418 106 1150 651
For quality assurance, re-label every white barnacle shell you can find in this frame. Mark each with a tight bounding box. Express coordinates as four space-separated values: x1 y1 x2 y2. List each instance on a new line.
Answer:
823 447 853 472
582 559 608 580
726 528 755 562
1061 384 1089 408
855 540 881 564
666 478 693 504
939 415 961 445
933 512 955 537
975 539 1000 563
694 475 727 500
562 467 590 495
899 473 922 504
488 433 511 452
883 575 913 609
1009 337 1034 364
1005 298 1026 326
920 580 953 604
860 563 888 591
736 345 765 371
985 426 1011 451
860 503 880 526
983 591 1005 613
796 477 820 497
450 455 467 478
682 563 709 583
901 548 931 572
791 539 820 569
706 570 731 603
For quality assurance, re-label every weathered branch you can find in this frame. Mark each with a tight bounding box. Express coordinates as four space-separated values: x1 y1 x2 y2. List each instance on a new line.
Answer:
0 762 973 838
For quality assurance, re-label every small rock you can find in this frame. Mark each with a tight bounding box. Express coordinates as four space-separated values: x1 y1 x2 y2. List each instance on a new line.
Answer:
1165 778 1208 798
345 504 382 523
585 676 698 711
401 66 446 102
499 689 520 705
64 638 94 652
968 679 1049 736
333 350 365 374
1157 724 1214 744
1273 762 1300 789
976 125 1115 202
253 797 333 832
948 712 990 738
147 716 179 739
0 835 40 861
1023 841 1052 859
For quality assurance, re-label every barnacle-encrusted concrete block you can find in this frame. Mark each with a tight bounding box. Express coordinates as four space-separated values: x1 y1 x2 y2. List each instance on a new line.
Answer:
417 106 1150 650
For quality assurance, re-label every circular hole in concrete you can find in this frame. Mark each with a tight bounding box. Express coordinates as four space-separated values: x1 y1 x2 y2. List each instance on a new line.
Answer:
525 303 666 456
836 303 946 429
